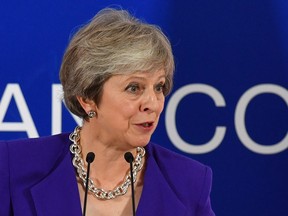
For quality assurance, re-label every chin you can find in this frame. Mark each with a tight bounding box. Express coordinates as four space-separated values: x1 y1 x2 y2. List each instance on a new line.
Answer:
131 137 151 147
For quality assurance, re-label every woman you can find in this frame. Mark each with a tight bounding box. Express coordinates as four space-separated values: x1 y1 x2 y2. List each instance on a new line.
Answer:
0 8 215 216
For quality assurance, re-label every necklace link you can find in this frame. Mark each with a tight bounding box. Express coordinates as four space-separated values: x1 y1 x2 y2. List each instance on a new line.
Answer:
69 126 145 200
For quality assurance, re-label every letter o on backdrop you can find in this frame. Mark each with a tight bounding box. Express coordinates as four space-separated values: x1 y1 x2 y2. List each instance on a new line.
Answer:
235 84 288 154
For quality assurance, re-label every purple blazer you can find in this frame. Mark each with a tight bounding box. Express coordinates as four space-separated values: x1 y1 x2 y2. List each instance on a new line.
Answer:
0 133 215 216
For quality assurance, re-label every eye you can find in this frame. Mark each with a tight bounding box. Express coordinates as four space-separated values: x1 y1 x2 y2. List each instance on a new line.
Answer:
125 83 140 94
155 82 166 94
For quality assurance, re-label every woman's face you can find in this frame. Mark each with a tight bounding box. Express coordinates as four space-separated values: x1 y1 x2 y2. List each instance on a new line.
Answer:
94 69 166 149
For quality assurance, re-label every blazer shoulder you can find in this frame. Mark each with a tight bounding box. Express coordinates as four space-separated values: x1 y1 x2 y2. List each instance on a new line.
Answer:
0 133 71 181
3 133 70 147
147 142 211 176
146 143 213 207
2 133 70 156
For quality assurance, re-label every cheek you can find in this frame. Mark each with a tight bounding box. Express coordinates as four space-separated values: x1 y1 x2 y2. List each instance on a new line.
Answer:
118 101 139 118
158 97 165 113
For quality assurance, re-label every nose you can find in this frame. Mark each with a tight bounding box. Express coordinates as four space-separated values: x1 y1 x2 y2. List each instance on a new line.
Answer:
140 88 162 113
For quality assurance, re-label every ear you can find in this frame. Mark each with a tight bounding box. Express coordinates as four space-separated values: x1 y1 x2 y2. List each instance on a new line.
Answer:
76 96 97 114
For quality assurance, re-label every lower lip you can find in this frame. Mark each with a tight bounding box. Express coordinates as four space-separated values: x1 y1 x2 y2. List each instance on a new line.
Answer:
135 124 154 132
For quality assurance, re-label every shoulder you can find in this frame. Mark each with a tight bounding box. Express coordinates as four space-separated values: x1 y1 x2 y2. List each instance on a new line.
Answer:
1 133 70 148
146 142 213 204
0 133 74 215
146 142 212 177
0 133 71 177
1 133 70 155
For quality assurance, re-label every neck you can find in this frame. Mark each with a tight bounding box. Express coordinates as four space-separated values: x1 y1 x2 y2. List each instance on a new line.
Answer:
78 124 138 189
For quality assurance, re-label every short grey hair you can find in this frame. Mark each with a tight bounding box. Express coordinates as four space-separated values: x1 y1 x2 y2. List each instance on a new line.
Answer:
60 8 175 119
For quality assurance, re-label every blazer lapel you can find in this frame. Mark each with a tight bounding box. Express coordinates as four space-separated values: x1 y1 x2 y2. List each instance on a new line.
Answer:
29 142 187 216
136 145 187 216
30 150 82 216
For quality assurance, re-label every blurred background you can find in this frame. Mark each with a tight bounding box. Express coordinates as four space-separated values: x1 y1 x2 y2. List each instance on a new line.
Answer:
1 0 287 215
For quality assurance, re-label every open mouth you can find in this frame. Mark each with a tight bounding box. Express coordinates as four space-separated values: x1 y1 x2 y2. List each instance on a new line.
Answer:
139 122 153 128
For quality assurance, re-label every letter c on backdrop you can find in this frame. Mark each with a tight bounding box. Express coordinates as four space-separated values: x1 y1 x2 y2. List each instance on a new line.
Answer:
165 84 226 154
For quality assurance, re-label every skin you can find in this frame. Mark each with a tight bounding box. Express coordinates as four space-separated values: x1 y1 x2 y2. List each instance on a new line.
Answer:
76 69 166 215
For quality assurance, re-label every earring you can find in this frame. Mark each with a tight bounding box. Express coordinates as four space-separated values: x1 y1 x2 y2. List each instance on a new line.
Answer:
88 110 96 118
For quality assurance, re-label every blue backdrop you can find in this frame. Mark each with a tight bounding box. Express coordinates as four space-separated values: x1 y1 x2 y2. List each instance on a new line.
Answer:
1 1 287 215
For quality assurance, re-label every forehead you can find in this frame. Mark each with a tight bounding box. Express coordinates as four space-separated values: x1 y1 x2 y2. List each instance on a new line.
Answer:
114 69 166 81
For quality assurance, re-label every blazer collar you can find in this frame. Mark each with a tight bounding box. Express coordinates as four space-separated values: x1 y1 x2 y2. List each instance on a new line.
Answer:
136 144 187 216
29 142 187 216
30 149 82 216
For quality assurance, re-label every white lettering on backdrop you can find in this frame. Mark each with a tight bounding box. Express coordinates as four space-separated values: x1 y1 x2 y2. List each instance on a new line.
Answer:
1 83 287 154
51 84 81 135
0 84 38 137
165 84 226 154
166 83 288 155
235 84 288 154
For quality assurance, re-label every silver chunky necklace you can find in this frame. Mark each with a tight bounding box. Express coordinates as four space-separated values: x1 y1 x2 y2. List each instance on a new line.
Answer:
69 126 146 200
